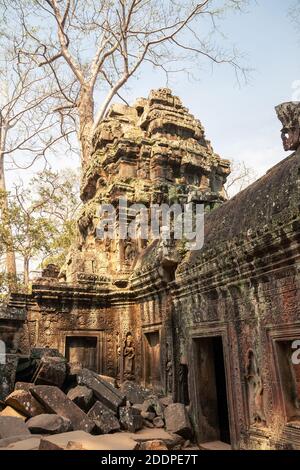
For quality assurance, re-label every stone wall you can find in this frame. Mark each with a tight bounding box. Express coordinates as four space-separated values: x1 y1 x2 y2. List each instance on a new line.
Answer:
6 92 300 450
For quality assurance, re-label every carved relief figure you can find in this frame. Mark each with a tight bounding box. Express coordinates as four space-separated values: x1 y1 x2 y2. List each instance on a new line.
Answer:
123 239 136 266
275 102 300 152
245 349 266 427
123 332 135 380
116 332 121 378
166 342 173 394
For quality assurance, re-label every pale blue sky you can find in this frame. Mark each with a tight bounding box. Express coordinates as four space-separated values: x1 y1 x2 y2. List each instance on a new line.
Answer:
7 0 300 187
127 0 299 177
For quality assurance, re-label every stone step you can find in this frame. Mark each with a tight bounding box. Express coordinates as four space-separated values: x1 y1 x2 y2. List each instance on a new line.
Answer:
199 441 231 451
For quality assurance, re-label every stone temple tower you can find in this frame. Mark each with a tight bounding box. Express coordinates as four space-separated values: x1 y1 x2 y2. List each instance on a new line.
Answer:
62 88 230 286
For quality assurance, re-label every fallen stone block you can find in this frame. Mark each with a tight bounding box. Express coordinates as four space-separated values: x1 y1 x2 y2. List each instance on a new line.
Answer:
153 416 164 428
30 385 95 433
2 437 41 451
15 357 36 384
88 401 120 434
31 348 64 361
99 375 117 388
67 385 93 412
0 356 18 401
0 434 42 448
120 381 151 404
159 396 173 408
26 414 72 434
132 403 144 412
0 416 31 439
0 406 27 420
142 395 163 417
39 438 63 450
5 389 45 418
39 431 139 451
77 368 125 413
140 440 168 450
143 419 154 428
119 405 143 433
65 441 85 450
141 410 155 421
127 428 180 448
130 428 175 443
15 382 35 391
34 356 67 388
164 403 192 439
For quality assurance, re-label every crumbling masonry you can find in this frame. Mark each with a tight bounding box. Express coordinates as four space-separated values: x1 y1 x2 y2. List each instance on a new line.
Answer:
1 89 300 450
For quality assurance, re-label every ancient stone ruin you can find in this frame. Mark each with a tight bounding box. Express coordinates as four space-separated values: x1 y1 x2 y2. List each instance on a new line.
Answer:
0 89 300 450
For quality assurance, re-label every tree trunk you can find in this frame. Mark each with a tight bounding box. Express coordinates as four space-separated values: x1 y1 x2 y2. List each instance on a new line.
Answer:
77 87 95 167
0 154 17 287
23 256 29 288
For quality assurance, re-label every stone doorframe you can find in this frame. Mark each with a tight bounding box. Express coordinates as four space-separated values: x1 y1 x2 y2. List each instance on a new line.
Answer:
59 330 104 374
267 322 300 440
187 322 239 450
141 323 163 391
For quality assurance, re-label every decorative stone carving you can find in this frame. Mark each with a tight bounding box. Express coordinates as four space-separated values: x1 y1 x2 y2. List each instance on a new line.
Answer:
123 239 137 266
123 332 135 380
41 264 60 279
64 88 230 284
245 349 266 427
165 342 173 394
275 101 300 151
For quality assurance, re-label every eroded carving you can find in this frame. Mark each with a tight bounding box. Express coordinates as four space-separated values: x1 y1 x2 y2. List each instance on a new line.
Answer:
123 332 135 380
276 101 300 151
245 349 266 427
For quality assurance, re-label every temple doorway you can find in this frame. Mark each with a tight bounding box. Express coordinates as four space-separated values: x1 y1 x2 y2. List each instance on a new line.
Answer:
144 330 161 391
193 336 231 445
66 336 98 372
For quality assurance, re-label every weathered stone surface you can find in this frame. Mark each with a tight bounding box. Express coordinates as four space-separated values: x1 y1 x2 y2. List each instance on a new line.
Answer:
275 101 300 151
119 405 143 432
0 416 31 439
164 403 192 439
143 419 154 428
77 369 125 412
153 416 164 428
141 411 155 421
159 396 173 408
15 382 34 391
26 414 72 434
30 348 64 360
30 385 95 433
0 406 26 420
65 441 85 450
88 401 120 434
39 431 139 451
140 440 168 450
0 434 41 448
5 389 45 417
132 403 144 412
99 375 117 388
34 356 67 388
2 437 41 450
7 92 300 452
142 396 163 417
127 428 180 446
39 439 63 450
67 385 93 412
120 381 151 404
0 356 18 401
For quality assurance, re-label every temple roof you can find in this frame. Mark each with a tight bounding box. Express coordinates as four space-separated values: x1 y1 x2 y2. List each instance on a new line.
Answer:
180 149 300 269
